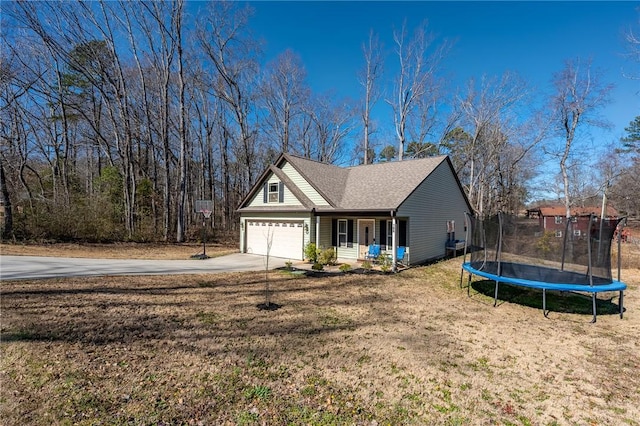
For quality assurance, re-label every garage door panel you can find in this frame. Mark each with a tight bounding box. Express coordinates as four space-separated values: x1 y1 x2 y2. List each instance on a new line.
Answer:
246 221 304 260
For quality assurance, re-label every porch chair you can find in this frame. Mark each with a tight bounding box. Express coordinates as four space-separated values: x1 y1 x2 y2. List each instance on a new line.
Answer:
396 246 406 265
365 244 381 262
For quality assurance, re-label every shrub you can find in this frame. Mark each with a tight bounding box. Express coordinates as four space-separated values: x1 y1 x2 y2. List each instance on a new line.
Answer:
361 260 372 272
318 247 336 265
312 262 324 271
339 263 351 273
377 254 392 272
304 242 318 263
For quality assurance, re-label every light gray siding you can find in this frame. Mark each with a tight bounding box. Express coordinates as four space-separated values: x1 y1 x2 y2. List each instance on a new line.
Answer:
318 216 332 250
316 216 359 259
247 172 302 207
281 161 330 206
397 161 469 264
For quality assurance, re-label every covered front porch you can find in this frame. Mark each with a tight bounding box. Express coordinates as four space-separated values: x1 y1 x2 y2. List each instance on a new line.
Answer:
311 212 409 271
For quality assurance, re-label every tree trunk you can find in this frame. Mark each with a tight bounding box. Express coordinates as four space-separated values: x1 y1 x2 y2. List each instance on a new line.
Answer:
0 157 13 240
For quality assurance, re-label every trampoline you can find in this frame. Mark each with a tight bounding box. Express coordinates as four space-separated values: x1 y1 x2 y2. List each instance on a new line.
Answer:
461 212 627 322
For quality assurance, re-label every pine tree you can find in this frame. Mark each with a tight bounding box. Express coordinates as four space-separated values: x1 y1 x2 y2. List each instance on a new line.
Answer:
621 116 640 155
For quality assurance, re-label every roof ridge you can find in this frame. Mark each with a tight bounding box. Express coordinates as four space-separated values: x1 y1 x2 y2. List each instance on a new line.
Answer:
282 152 343 168
346 154 448 170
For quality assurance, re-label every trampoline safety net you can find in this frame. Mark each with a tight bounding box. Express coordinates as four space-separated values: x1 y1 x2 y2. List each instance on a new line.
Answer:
466 212 623 286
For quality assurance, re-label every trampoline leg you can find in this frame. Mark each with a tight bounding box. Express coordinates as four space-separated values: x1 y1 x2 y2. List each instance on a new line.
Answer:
543 289 548 318
591 293 597 324
620 290 624 319
467 273 472 297
493 280 499 307
459 268 464 289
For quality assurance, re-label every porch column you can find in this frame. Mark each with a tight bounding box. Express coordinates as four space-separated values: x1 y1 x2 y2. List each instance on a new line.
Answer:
392 216 398 272
315 215 320 247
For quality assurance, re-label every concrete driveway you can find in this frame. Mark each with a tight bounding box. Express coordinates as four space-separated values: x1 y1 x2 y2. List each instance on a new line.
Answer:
0 253 290 281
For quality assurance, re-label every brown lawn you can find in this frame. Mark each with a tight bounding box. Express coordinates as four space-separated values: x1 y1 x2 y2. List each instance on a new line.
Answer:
1 245 639 425
0 242 236 260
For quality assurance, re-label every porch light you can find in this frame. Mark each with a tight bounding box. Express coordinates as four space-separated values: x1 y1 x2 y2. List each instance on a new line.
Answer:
241 221 244 231
304 223 309 234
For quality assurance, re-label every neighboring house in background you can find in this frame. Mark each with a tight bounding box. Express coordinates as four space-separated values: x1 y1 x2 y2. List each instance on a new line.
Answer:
526 206 620 237
237 153 472 267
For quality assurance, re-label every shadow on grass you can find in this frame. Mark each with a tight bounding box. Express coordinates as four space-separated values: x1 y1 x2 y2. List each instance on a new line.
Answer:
1 272 395 347
469 279 623 316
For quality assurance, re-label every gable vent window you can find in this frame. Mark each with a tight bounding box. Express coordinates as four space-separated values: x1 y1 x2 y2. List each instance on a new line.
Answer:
268 183 279 202
264 181 285 203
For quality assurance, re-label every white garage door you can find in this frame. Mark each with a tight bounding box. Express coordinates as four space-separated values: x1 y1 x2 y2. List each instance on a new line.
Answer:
245 221 304 260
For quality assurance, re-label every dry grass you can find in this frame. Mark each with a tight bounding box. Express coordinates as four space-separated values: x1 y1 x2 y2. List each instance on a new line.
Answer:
2 256 639 425
0 242 236 260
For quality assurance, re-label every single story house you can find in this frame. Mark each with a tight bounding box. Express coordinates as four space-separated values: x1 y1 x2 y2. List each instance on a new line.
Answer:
526 205 620 237
237 153 472 268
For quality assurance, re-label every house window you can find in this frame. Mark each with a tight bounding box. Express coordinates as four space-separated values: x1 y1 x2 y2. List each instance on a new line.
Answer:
338 219 348 247
555 230 563 238
574 229 581 237
387 221 393 248
555 216 563 224
571 216 578 223
446 220 455 233
268 183 279 202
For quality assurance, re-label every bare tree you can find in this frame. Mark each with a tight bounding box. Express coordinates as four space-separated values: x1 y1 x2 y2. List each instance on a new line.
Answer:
307 94 357 164
197 2 262 188
456 72 537 214
358 30 384 165
386 20 449 161
121 0 177 240
550 58 613 218
623 11 640 80
260 49 310 154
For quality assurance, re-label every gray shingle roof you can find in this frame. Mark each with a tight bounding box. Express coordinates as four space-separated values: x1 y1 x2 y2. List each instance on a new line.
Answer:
283 153 448 211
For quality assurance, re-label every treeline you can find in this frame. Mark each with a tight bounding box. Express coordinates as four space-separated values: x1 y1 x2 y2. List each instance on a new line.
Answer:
1 1 637 242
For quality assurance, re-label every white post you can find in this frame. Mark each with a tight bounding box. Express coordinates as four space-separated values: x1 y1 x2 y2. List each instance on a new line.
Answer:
392 215 398 272
315 216 320 247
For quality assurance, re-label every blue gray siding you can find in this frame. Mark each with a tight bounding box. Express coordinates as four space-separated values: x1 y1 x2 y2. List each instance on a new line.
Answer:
397 161 469 263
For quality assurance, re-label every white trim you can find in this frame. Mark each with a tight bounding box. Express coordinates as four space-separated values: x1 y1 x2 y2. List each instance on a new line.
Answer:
268 182 279 203
392 216 398 272
357 219 375 259
337 219 348 247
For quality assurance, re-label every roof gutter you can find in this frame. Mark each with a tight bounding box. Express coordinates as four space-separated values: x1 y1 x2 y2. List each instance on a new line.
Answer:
313 208 399 216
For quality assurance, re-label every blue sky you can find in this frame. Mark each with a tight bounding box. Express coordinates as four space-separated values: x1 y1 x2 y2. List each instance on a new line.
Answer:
244 1 639 152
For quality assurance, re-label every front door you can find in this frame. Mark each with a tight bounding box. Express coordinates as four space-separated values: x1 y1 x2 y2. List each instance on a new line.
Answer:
358 220 375 259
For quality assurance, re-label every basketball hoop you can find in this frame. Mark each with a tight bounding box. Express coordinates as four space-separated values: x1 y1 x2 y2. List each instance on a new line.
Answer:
192 199 214 260
195 199 213 216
